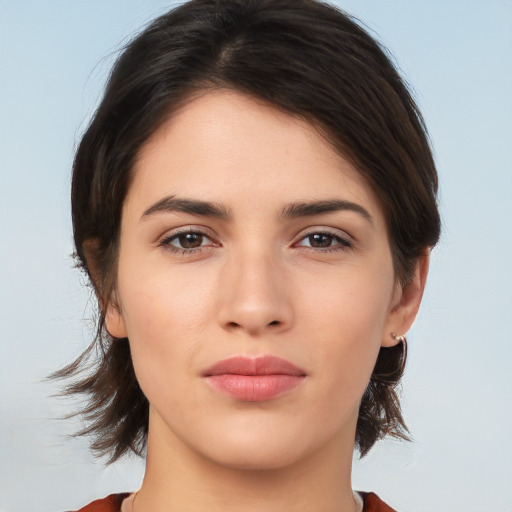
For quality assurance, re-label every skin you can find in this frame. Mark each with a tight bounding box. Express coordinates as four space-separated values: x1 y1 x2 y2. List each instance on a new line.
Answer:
105 90 428 512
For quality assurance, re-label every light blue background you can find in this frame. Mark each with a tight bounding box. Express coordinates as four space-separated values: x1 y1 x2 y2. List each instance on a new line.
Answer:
1 1 511 511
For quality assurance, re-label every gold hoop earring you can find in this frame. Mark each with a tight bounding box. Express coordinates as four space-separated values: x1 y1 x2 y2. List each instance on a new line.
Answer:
391 332 407 376
371 333 408 383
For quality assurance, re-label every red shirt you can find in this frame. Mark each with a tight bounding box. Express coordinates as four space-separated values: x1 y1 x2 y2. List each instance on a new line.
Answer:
74 492 397 511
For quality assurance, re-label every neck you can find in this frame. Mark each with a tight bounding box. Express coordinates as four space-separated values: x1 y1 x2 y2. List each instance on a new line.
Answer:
132 408 361 512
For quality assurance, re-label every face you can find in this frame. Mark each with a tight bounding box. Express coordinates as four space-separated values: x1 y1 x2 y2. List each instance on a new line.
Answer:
107 90 416 471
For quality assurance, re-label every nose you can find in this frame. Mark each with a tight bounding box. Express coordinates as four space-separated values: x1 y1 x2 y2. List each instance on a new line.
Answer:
216 248 294 337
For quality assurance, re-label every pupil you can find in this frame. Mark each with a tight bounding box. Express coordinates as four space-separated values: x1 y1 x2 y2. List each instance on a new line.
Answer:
310 234 332 248
180 233 202 248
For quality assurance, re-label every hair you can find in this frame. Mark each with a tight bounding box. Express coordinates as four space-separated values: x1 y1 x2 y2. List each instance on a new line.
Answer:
54 0 441 463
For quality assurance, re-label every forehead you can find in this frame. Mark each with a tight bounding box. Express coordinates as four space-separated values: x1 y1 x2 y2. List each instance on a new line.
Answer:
128 89 384 225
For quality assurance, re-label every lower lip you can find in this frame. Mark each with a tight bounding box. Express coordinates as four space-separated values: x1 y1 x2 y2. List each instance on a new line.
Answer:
206 374 305 401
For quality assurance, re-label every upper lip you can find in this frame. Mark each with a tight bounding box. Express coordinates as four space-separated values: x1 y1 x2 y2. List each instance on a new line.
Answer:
203 355 306 377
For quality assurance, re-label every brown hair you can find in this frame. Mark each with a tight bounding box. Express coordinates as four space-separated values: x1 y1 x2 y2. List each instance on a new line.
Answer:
55 0 440 462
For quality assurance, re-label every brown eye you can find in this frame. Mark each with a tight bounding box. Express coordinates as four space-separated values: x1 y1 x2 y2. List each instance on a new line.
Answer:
176 233 204 249
297 231 352 251
308 233 334 248
160 230 214 252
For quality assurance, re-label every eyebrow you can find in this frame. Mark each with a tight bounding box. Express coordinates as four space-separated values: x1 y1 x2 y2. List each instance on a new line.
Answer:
141 196 232 220
280 199 372 223
141 195 372 224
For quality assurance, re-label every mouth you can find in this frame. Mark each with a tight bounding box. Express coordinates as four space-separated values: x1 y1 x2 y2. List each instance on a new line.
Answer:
203 355 307 402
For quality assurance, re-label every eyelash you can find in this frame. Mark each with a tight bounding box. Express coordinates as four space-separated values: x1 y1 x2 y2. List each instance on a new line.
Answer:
158 228 353 255
159 228 216 255
296 232 352 252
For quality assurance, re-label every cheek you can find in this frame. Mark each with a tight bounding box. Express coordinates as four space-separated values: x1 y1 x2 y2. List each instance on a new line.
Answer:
118 248 214 333
115 259 216 396
298 264 393 396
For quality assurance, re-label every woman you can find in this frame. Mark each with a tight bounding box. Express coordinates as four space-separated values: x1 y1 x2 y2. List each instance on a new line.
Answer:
58 0 440 510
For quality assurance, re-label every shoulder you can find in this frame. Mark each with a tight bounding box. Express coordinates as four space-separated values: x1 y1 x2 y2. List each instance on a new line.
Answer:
72 493 130 512
361 492 398 512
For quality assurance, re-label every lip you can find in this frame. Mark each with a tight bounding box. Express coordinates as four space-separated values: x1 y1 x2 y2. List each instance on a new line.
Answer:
203 356 307 402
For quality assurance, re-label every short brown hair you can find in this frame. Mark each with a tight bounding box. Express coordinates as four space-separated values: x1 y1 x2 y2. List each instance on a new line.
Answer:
55 0 440 462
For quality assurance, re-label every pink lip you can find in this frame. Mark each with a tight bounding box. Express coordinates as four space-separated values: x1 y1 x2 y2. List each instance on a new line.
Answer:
203 356 306 402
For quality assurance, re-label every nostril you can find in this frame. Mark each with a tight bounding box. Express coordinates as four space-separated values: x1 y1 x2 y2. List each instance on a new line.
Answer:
268 320 280 326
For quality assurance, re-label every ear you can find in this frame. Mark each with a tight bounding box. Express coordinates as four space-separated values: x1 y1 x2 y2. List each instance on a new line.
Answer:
82 238 128 339
382 250 430 347
105 295 128 339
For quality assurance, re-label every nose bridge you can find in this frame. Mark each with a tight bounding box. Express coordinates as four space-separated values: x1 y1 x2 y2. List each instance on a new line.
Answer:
217 242 292 335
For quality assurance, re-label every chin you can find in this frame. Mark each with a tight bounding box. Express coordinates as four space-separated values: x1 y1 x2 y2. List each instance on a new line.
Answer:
192 417 325 472
204 440 307 471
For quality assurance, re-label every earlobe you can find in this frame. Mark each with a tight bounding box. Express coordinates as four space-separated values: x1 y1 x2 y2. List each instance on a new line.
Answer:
382 250 430 347
105 299 128 339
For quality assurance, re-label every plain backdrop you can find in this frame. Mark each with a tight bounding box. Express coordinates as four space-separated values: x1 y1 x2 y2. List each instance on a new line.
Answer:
1 1 511 511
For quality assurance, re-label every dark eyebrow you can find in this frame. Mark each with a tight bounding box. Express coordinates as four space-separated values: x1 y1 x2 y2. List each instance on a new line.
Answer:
141 195 232 221
141 195 371 224
280 199 372 223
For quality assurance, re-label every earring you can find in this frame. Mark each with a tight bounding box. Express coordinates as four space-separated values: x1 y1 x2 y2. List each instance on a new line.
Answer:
391 332 407 376
372 333 408 383
391 332 405 343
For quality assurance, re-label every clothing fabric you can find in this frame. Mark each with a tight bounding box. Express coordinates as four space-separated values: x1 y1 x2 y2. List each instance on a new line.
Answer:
74 493 129 512
73 491 397 511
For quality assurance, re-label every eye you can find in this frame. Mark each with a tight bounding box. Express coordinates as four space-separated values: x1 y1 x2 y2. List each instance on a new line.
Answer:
296 231 352 252
159 229 216 253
